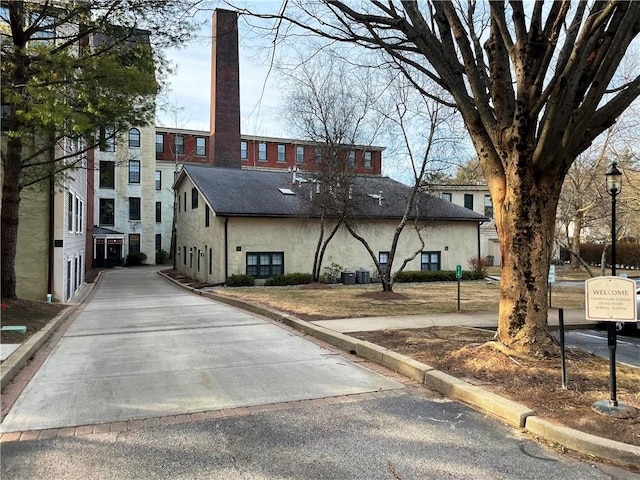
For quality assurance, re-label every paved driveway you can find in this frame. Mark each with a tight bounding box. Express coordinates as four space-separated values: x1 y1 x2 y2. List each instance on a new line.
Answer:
1 267 401 432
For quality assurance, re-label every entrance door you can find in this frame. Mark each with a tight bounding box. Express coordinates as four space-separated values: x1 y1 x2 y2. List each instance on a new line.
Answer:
107 245 122 267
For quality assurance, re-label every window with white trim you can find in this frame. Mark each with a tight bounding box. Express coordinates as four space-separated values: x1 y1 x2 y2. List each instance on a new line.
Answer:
241 141 248 160
277 144 286 163
67 192 74 232
258 142 267 161
364 151 372 169
175 135 184 155
347 150 355 167
196 137 206 156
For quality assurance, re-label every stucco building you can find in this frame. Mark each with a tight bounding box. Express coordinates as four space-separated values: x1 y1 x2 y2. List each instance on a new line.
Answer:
174 165 487 284
427 184 501 266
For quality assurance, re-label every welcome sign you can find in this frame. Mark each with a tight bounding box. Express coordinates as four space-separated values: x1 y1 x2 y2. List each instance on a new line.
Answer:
585 276 637 322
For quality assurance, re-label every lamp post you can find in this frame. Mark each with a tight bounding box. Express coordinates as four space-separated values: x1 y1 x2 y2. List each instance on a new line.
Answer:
592 162 635 418
605 161 622 406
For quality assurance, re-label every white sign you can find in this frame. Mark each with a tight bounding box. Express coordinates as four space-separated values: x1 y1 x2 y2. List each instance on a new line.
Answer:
548 265 556 283
585 276 637 322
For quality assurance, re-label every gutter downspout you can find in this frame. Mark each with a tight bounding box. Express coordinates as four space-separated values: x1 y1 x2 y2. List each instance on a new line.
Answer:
47 173 55 297
224 217 229 281
477 221 485 261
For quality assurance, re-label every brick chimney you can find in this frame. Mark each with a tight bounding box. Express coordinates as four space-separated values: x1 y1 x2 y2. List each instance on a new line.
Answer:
210 9 241 167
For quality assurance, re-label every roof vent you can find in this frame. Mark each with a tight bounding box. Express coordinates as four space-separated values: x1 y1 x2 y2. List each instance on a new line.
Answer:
368 191 383 205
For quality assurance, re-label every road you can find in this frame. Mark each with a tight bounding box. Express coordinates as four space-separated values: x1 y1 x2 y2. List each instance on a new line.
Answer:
557 329 640 368
1 267 637 479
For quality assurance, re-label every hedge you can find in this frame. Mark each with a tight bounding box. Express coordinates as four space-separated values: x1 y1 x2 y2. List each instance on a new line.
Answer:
579 242 640 269
126 252 147 266
227 274 255 287
394 270 485 283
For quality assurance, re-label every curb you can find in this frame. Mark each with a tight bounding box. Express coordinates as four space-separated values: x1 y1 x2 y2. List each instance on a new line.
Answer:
157 271 640 469
1 272 102 391
1 307 73 390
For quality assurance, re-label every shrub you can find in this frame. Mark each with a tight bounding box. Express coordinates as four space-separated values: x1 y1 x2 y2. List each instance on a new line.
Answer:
469 256 491 276
322 262 343 283
156 249 169 265
394 270 484 283
126 252 147 266
226 274 255 287
265 273 313 286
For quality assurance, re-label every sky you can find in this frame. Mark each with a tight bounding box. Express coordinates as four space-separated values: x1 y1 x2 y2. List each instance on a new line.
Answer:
156 6 285 138
154 4 476 183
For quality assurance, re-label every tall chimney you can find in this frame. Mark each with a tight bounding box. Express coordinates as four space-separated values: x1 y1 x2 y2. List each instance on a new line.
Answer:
210 9 241 167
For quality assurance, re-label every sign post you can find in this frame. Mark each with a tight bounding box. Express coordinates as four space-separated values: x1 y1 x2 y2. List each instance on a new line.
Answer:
455 265 462 311
585 276 637 417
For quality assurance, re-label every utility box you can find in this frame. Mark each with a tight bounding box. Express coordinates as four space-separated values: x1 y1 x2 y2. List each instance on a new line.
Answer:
356 269 370 284
341 271 356 285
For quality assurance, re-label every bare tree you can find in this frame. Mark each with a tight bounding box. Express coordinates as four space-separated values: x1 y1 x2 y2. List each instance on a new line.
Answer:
279 53 382 281
242 2 640 357
345 82 462 291
556 133 613 271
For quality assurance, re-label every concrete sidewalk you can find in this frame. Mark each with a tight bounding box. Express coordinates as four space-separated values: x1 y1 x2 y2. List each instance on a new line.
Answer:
311 309 592 333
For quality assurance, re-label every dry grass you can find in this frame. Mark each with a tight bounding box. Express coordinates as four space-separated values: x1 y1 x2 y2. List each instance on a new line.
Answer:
211 281 586 321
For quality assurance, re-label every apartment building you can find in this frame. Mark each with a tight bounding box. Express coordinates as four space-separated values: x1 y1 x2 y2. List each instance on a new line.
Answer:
90 125 157 267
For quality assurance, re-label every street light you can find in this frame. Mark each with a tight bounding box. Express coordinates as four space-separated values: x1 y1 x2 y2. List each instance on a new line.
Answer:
592 162 635 417
605 160 622 278
606 161 621 407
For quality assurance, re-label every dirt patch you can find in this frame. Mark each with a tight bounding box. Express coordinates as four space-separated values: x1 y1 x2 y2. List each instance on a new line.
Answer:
358 291 409 301
351 326 640 451
1 299 67 344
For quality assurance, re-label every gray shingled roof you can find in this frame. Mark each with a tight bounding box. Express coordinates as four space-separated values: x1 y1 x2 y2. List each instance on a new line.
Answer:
180 164 487 222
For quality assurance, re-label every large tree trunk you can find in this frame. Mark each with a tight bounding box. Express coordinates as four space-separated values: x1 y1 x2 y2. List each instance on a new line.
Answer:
1 137 23 299
493 165 562 357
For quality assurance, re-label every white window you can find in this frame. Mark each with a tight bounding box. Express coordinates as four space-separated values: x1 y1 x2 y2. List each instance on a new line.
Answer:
175 135 184 155
277 144 286 163
347 150 355 167
67 192 74 233
364 151 372 169
196 137 206 156
155 134 164 153
74 196 80 233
